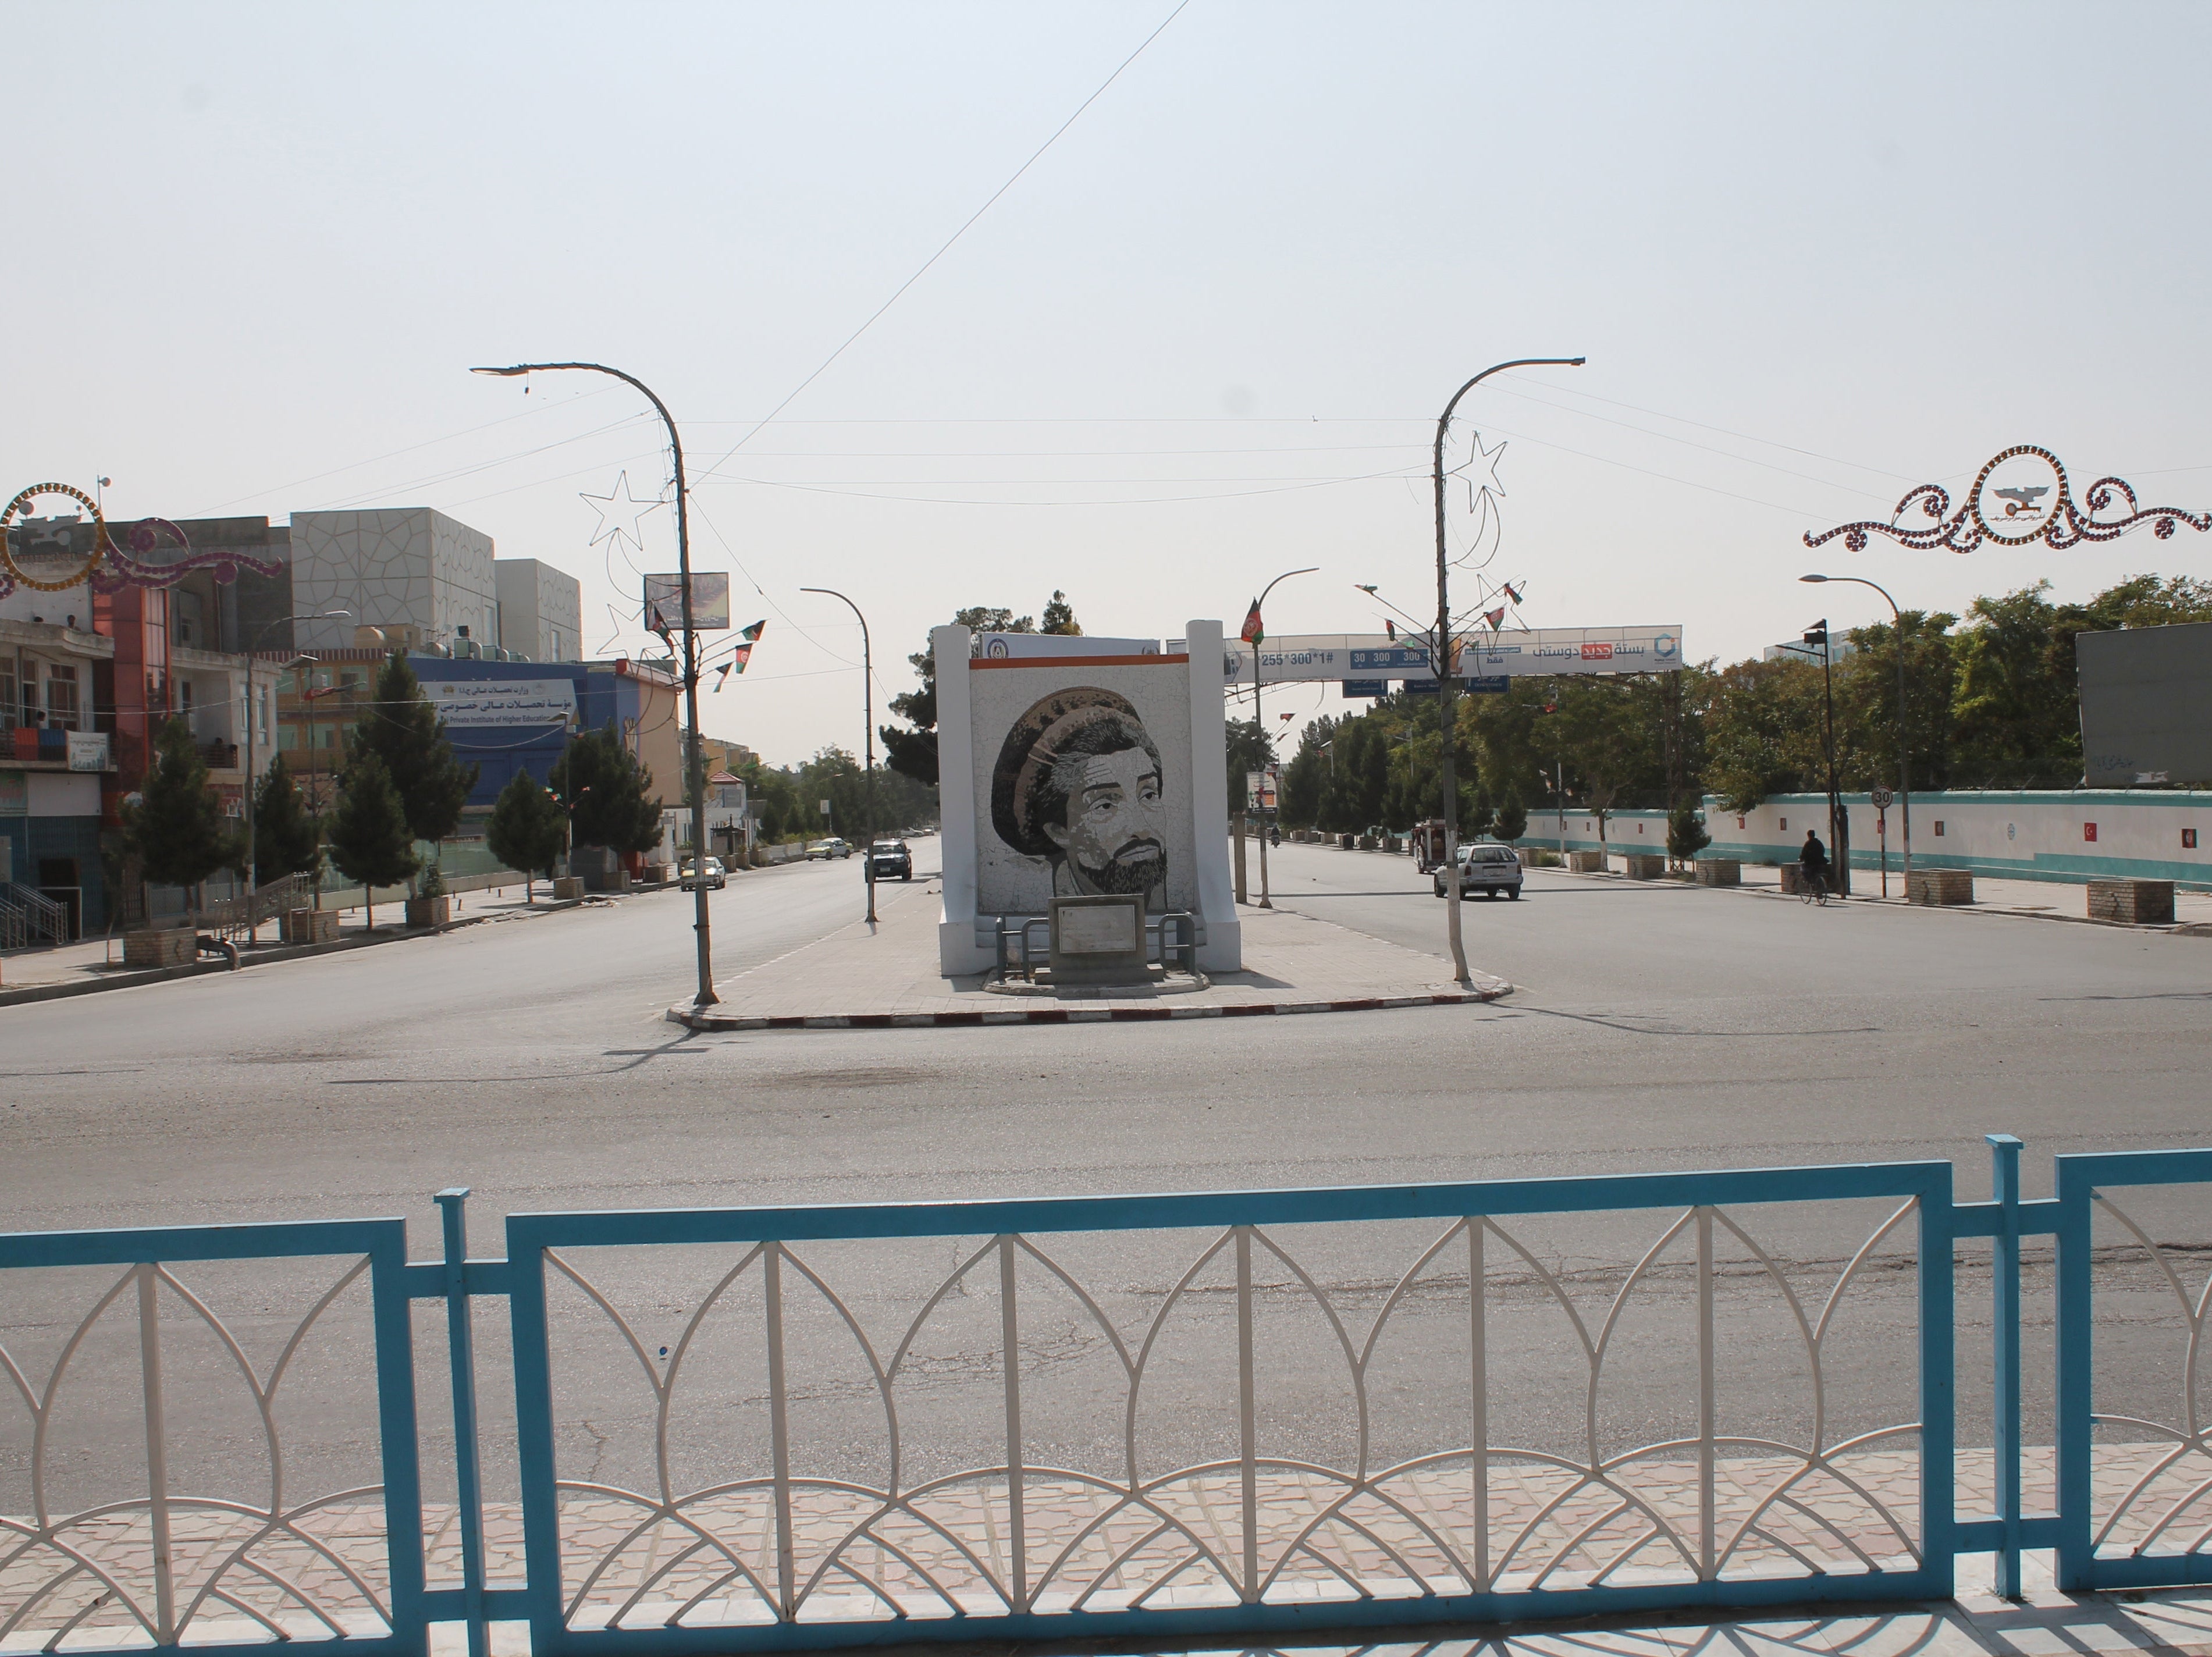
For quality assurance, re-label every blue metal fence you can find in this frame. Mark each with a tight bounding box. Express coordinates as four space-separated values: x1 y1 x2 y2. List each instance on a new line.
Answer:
6 1142 2212 1657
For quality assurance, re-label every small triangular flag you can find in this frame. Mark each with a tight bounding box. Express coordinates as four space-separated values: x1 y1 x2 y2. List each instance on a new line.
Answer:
1240 599 1264 646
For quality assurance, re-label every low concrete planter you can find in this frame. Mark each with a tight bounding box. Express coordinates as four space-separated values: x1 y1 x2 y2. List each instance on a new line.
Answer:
1357 834 1378 850
123 927 196 969
2089 878 2175 925
552 876 586 901
404 896 451 929
1566 851 1607 873
1694 859 1742 887
1338 834 1356 850
1907 867 1975 906
281 907 339 945
1622 854 1667 880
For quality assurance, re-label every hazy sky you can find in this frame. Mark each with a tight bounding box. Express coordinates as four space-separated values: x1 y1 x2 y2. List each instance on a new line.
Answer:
10 3 2209 765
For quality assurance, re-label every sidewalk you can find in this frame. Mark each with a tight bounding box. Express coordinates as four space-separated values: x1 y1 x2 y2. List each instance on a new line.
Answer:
1715 862 2212 928
0 879 598 1005
672 879 1510 1032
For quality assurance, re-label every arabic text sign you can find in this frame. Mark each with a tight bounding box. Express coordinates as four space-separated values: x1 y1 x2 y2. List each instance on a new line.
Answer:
642 572 731 631
428 679 579 730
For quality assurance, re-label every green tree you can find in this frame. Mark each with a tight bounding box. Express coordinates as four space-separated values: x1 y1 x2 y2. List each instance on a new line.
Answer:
251 754 322 886
483 769 568 902
1551 677 1663 849
1224 717 1275 823
347 652 479 867
326 751 419 930
122 717 243 901
1279 717 1335 828
1040 590 1082 635
1493 798 1528 844
881 598 1083 785
550 724 663 855
1667 801 1711 865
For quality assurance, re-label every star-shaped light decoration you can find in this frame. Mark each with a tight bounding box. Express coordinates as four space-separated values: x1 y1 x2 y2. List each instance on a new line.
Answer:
579 471 665 554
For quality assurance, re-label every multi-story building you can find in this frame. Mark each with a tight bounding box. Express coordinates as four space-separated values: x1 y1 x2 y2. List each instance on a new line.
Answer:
493 559 584 662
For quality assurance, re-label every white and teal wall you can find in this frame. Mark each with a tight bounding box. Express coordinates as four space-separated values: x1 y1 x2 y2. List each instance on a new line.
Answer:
1520 790 2211 890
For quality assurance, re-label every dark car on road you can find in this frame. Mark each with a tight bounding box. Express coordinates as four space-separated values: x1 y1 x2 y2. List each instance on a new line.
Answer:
869 840 913 881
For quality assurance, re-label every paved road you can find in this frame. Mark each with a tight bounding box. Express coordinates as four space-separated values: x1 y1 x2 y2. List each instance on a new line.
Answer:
4 835 2210 1517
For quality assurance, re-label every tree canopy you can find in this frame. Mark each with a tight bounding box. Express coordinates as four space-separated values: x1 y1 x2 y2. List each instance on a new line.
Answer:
550 724 665 855
881 595 1083 786
1270 573 2212 831
123 717 242 891
346 651 478 848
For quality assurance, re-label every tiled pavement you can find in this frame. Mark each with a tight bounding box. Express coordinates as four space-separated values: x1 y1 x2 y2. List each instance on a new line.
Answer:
16 1443 2212 1654
669 879 1509 1032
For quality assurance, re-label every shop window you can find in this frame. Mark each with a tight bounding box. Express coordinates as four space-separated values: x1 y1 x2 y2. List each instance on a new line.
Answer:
2085 823 2099 843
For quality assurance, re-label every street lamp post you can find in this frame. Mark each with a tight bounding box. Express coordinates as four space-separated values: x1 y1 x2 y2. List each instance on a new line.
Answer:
1247 566 1317 909
800 588 877 924
1432 356 1584 986
243 610 348 938
1801 617 1848 897
472 362 717 1005
1804 573 1911 892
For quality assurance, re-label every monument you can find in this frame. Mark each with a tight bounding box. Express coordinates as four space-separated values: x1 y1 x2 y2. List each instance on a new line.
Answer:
935 620 1239 976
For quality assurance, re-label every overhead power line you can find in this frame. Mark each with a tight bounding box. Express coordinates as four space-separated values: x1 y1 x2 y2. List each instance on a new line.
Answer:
692 0 1193 483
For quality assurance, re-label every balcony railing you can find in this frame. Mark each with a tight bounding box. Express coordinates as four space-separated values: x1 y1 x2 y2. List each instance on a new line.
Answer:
198 739 240 770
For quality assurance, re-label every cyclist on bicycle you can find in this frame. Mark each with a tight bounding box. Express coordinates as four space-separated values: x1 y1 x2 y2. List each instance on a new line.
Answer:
1799 830 1830 896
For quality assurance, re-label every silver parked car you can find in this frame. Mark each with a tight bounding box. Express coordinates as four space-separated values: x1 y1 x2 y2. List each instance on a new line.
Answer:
1434 842 1523 900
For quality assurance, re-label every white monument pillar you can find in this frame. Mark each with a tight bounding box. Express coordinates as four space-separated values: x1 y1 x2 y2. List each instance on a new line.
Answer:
1183 618 1241 971
933 625 995 974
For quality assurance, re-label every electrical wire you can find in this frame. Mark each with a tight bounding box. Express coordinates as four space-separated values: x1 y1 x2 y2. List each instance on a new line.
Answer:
692 0 1193 483
187 386 614 516
703 463 1425 508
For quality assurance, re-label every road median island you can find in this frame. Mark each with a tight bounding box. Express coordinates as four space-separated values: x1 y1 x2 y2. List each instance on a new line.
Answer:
668 882 1510 1033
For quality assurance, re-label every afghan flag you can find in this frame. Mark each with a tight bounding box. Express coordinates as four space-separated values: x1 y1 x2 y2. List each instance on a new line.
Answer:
729 618 766 674
1482 605 1506 630
1240 599 1264 646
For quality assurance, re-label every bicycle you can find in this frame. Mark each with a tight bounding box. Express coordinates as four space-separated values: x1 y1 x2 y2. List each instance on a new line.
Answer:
1798 866 1833 906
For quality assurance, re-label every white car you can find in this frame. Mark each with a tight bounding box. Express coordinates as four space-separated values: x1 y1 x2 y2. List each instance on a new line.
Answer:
681 857 726 890
1435 842 1523 900
805 838 852 860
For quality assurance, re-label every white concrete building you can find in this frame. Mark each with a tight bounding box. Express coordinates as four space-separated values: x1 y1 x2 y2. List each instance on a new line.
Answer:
493 559 583 661
290 509 500 656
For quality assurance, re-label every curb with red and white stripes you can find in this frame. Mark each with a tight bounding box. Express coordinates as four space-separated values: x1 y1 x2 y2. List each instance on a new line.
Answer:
667 979 1510 1033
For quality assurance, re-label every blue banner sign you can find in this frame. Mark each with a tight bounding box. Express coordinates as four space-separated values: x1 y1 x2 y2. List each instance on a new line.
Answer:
1342 679 1388 698
1349 646 1434 673
1465 675 1510 694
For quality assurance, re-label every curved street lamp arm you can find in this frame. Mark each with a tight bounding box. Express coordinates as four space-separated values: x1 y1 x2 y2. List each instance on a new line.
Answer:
801 587 878 922
473 360 717 1003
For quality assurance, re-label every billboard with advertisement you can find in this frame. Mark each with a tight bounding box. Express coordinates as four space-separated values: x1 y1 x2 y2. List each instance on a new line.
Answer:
642 572 731 631
1200 628 1687 684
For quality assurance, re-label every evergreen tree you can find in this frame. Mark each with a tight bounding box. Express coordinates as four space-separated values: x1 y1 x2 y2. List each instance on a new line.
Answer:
1493 798 1528 844
123 718 243 899
1040 591 1082 635
251 754 323 886
550 724 663 855
1667 801 1711 864
326 751 420 930
484 769 569 902
347 651 479 863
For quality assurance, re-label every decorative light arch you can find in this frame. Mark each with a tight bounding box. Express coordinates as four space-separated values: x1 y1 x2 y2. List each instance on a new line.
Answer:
1805 445 2211 556
1 481 281 599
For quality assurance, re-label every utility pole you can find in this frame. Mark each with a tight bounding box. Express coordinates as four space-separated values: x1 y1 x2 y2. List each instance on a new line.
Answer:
1803 573 1911 891
1432 357 1584 985
473 361 719 1002
1804 617 1849 897
801 588 877 923
1245 567 1315 909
